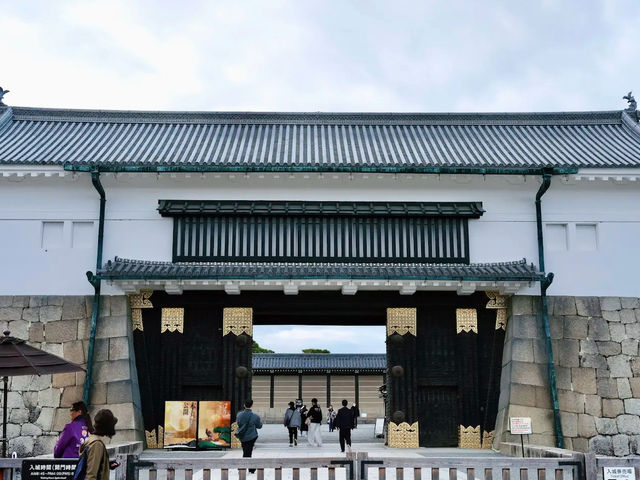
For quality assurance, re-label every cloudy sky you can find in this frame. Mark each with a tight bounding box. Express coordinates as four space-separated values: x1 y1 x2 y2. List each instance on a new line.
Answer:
3 1 637 353
2 0 639 113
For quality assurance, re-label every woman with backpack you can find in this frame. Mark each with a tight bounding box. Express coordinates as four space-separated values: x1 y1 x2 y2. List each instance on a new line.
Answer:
78 409 119 480
283 401 301 446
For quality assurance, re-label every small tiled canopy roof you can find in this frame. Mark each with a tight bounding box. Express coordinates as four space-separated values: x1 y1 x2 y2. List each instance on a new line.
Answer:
1 106 640 170
252 353 386 372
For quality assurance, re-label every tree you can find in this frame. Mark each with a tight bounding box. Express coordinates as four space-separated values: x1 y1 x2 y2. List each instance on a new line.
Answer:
302 348 330 353
252 341 274 353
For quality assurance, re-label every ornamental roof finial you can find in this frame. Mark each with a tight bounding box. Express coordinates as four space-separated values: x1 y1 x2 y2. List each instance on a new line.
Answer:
623 91 637 111
0 87 9 106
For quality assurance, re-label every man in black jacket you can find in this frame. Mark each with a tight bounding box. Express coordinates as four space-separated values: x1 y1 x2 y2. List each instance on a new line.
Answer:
334 399 354 453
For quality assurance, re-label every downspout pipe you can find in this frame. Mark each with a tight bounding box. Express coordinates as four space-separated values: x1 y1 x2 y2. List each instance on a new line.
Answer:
83 171 106 404
535 172 564 448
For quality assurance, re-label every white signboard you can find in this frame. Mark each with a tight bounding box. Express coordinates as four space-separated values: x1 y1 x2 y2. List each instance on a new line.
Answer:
509 417 532 435
604 468 636 480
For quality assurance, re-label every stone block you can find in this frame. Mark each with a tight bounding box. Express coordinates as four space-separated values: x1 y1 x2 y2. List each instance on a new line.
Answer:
553 297 577 315
631 435 640 455
52 373 76 388
41 342 63 357
9 436 34 457
597 378 619 398
511 339 534 362
580 339 598 355
29 323 45 342
576 297 601 317
597 341 622 356
109 337 130 360
532 339 548 364
22 423 42 436
10 408 29 423
572 437 589 453
511 362 547 387
555 366 571 390
8 320 29 339
45 320 77 343
30 373 53 391
550 316 563 339
77 318 90 340
29 296 46 308
571 367 596 394
558 390 585 414
596 417 618 435
38 387 62 408
90 382 107 405
5 423 20 440
10 375 32 390
534 386 552 409
0 307 23 321
630 378 640 397
62 296 88 320
597 367 611 378
33 435 58 456
554 339 579 367
39 306 62 322
63 340 85 364
625 399 640 415
94 359 131 384
60 386 83 407
560 412 578 437
508 405 553 434
96 315 128 339
633 358 640 376
601 297 622 311
110 296 128 316
46 296 64 306
107 380 134 404
76 371 86 386
0 297 12 307
603 311 621 323
608 355 633 378
92 402 136 430
626 323 640 339
22 391 38 409
22 308 40 322
563 316 588 339
610 324 627 343
622 339 639 356
512 315 541 339
603 399 624 417
92 338 109 362
578 414 597 437
621 309 637 324
621 298 640 309
617 415 640 434
618 378 632 399
12 296 29 307
613 435 631 456
7 392 23 409
511 296 533 315
53 408 68 431
589 318 611 340
585 395 602 417
35 407 55 431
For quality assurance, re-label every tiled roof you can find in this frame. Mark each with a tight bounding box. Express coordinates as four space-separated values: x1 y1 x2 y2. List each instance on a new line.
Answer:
96 257 542 281
252 353 386 371
1 106 640 170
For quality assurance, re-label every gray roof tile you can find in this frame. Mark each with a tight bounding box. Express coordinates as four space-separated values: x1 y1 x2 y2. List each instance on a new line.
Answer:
1 107 640 170
252 353 386 371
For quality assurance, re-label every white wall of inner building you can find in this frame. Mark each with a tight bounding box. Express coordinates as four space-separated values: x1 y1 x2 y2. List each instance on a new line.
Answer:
0 171 638 297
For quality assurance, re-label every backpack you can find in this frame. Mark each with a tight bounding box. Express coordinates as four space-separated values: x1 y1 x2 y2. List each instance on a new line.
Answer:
72 448 88 480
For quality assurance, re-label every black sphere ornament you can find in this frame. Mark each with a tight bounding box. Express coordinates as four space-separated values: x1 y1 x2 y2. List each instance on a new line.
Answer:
235 366 249 378
392 410 405 423
391 365 404 377
235 333 250 346
388 333 404 345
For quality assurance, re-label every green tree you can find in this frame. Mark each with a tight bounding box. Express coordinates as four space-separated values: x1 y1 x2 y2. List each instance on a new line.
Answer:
302 348 330 353
252 341 274 353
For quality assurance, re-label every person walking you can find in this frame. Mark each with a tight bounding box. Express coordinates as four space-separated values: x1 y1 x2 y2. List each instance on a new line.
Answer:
299 404 308 437
306 398 323 447
327 406 337 432
79 409 119 480
235 399 262 473
54 401 93 458
334 399 355 453
284 401 301 446
351 403 360 428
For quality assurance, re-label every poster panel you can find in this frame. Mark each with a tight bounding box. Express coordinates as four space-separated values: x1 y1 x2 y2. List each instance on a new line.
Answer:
164 401 198 447
197 401 232 448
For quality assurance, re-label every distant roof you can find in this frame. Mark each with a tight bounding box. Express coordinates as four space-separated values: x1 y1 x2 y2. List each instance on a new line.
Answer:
252 353 386 372
1 106 640 171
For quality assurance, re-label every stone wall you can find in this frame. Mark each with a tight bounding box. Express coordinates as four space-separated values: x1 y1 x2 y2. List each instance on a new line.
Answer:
0 295 142 457
496 295 640 456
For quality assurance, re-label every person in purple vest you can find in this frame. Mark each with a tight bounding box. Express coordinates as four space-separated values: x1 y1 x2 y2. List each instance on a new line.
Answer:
54 401 93 458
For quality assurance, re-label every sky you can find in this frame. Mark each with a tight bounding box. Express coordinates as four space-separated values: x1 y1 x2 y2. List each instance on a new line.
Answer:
2 0 639 113
2 1 637 353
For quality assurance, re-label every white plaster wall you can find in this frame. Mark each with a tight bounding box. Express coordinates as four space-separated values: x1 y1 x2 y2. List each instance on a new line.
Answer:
0 172 638 296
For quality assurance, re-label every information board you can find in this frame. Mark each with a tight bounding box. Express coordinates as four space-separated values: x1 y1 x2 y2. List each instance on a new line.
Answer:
22 459 77 480
604 467 636 480
509 417 532 435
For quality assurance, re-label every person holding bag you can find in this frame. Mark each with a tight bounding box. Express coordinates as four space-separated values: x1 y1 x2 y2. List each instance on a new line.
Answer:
77 409 118 480
306 398 323 447
283 401 301 446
